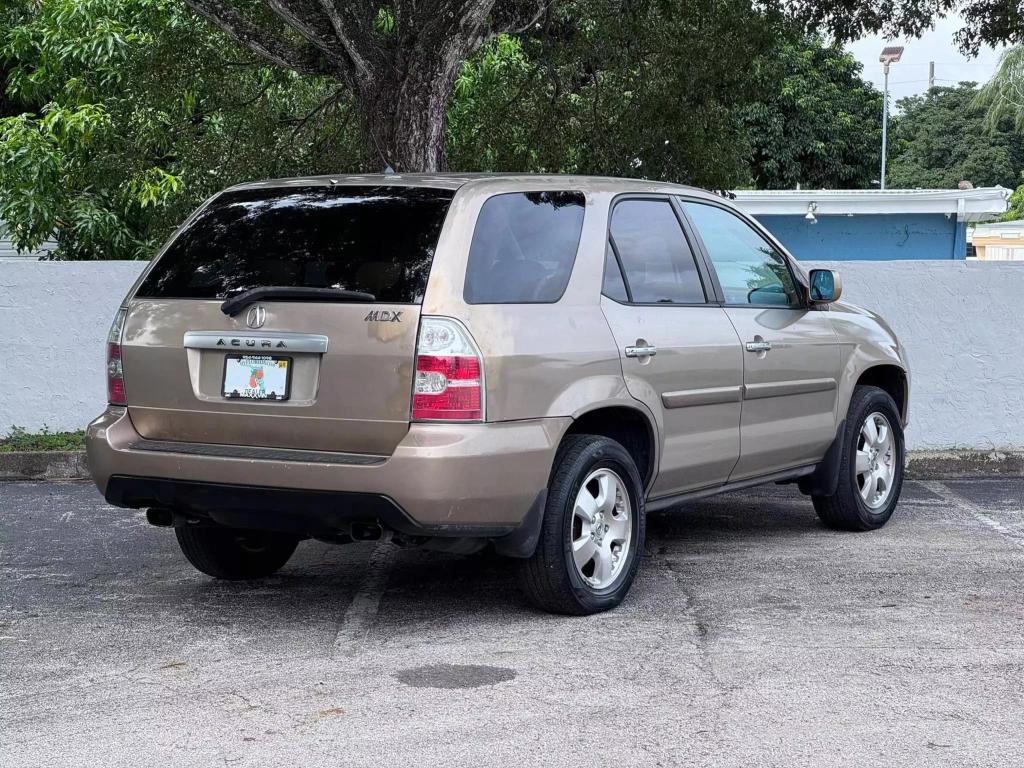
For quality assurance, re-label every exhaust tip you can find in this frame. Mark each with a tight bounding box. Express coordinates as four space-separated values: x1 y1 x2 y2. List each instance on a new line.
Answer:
146 508 175 527
351 522 383 541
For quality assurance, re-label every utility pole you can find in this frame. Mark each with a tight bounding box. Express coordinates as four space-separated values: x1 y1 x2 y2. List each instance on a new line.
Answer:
929 61 935 90
879 46 905 191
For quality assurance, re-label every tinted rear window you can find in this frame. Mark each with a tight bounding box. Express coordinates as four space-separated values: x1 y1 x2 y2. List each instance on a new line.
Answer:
463 191 585 304
136 186 454 303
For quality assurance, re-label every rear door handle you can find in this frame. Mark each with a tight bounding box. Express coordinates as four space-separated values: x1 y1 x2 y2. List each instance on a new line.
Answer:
745 340 772 353
625 345 657 358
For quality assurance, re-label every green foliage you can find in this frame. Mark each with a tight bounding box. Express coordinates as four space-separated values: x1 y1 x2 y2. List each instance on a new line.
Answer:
0 0 368 260
0 0 928 260
373 7 396 36
974 46 1024 134
448 0 775 190
888 83 1024 190
1002 183 1024 220
741 37 883 189
0 426 86 452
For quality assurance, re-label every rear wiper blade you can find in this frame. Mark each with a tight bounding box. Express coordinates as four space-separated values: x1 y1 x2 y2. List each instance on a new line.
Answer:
220 286 376 316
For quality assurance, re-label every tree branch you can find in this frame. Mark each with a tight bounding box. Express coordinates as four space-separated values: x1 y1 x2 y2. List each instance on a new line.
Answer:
183 0 335 78
491 0 556 36
265 0 351 75
316 0 375 83
285 87 346 138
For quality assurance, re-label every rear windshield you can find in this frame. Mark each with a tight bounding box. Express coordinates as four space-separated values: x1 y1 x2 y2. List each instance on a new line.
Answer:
136 185 454 303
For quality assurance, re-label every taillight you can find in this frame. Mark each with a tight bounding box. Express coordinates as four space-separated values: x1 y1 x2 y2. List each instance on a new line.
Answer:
106 307 127 406
412 317 484 421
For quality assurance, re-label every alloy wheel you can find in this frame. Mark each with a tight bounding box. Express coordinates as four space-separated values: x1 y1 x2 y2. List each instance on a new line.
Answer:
856 411 896 510
571 468 633 589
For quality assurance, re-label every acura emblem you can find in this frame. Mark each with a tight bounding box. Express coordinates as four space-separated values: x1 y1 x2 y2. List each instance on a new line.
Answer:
245 305 267 329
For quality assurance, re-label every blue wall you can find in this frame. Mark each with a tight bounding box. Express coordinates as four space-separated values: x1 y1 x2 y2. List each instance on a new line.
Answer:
754 213 967 260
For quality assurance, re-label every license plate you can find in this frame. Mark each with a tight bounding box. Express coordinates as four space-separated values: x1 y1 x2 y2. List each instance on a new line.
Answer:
222 355 292 401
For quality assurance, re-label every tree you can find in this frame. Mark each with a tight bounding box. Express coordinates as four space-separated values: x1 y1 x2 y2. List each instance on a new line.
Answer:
1001 183 1024 220
182 0 551 172
448 0 775 188
887 83 1024 190
741 36 883 189
182 0 1024 172
0 0 368 258
975 46 1024 133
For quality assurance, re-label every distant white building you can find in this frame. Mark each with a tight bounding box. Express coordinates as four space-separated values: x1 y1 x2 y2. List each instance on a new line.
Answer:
969 219 1024 261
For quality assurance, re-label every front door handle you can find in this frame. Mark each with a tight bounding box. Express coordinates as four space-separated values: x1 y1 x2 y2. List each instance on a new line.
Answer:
745 340 772 353
625 344 657 358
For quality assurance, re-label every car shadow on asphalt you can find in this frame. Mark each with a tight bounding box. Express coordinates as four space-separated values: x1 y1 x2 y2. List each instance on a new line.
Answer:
104 488 837 630
358 488 826 622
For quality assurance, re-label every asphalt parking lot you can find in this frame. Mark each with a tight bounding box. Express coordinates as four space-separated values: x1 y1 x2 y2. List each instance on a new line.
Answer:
2 478 1023 767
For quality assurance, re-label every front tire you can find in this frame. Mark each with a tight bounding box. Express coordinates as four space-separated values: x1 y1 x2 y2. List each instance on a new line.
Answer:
518 435 646 615
175 526 300 580
813 385 905 531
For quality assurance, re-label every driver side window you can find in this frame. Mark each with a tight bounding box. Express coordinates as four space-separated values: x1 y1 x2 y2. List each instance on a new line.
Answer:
680 201 801 308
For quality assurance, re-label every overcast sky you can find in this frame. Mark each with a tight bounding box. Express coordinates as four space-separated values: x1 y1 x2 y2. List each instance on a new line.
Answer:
845 13 1008 107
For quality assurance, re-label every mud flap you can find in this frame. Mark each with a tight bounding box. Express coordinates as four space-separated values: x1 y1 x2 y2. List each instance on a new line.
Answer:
493 489 548 559
798 419 846 497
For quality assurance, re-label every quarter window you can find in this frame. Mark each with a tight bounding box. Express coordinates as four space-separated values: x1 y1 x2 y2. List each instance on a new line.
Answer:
602 242 629 302
463 191 585 304
609 199 705 304
681 201 800 308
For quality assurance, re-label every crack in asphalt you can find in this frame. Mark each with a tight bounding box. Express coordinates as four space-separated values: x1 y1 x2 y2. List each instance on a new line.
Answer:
330 538 397 659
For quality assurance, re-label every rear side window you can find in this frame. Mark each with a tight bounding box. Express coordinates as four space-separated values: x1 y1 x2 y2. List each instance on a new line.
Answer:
609 199 705 304
463 191 585 304
136 186 454 303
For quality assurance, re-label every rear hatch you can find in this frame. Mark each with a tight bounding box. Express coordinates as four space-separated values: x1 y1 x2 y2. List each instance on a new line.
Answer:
121 184 455 456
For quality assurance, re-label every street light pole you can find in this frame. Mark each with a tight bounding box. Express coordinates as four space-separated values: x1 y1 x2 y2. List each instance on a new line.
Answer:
881 62 890 190
879 46 904 191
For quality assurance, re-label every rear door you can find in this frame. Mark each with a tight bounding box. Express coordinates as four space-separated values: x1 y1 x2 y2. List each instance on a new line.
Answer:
679 199 840 479
121 184 454 456
600 196 744 498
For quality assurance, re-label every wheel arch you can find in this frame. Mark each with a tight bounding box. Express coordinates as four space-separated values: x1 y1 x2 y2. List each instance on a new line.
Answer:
855 364 909 424
561 404 658 490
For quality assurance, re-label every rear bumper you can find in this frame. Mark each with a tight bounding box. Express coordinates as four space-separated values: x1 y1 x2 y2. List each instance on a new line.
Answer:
87 406 566 534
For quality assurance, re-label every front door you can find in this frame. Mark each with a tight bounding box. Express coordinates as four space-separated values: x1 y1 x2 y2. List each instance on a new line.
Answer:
679 200 840 480
600 197 744 497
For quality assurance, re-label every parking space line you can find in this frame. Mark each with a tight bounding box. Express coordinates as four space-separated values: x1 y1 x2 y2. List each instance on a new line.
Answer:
921 481 1024 548
331 538 397 659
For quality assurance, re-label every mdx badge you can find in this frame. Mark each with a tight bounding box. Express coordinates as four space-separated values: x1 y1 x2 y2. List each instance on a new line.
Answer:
364 310 403 323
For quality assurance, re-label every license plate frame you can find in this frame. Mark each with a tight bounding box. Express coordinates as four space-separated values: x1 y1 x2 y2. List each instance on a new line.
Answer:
222 354 293 401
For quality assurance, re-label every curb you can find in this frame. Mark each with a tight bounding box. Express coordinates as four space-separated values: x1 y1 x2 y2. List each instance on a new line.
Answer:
0 451 90 481
1 449 1023 483
904 450 1024 479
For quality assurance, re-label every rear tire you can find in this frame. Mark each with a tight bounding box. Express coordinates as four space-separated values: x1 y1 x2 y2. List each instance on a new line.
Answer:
175 526 299 580
518 434 645 615
813 385 905 531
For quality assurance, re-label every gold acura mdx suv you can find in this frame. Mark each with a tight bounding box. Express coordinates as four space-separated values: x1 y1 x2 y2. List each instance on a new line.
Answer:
88 174 910 615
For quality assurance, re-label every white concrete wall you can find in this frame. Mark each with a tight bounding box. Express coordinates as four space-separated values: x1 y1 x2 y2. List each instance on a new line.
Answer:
2 259 1023 450
3 261 145 433
809 260 1024 450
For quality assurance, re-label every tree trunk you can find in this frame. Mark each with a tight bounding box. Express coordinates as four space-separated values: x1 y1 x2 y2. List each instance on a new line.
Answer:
182 0 547 173
358 40 472 172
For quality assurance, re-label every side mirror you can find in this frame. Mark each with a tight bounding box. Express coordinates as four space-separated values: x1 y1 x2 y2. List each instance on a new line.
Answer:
808 269 842 304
